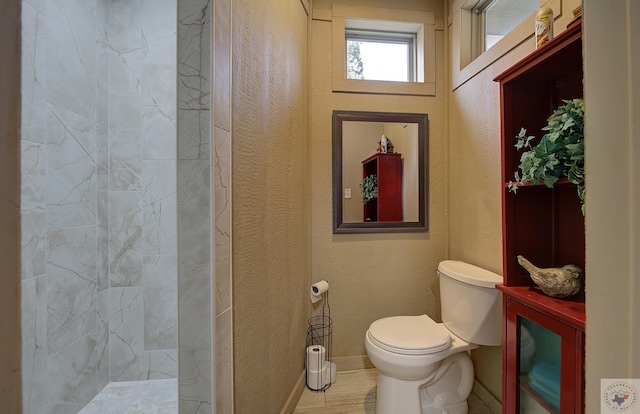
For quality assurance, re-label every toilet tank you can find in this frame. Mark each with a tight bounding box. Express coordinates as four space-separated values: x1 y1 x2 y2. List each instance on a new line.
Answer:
438 260 503 346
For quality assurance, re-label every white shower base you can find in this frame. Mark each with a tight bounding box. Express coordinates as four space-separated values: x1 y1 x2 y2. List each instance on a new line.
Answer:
78 379 177 414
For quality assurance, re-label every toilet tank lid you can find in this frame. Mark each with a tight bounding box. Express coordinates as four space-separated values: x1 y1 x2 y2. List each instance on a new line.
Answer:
438 260 503 288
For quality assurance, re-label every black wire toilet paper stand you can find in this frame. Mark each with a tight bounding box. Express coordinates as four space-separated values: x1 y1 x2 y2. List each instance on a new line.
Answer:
306 291 333 391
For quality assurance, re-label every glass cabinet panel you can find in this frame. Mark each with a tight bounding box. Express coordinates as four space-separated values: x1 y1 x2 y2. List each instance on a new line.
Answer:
518 317 561 413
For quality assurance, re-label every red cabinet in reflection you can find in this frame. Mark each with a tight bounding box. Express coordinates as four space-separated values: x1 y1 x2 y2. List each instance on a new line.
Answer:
362 153 402 222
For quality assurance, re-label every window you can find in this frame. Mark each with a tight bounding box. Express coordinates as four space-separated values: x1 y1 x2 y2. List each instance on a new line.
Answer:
331 5 436 96
346 30 416 82
473 0 539 56
452 0 561 90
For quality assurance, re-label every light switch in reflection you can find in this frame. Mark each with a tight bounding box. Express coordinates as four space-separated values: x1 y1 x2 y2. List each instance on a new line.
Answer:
344 188 352 199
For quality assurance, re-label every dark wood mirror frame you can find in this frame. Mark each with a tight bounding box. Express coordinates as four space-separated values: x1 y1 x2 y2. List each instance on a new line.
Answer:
332 110 429 233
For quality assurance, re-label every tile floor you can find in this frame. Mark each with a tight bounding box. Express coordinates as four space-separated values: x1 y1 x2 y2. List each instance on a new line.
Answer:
77 369 494 414
294 368 495 414
78 379 177 414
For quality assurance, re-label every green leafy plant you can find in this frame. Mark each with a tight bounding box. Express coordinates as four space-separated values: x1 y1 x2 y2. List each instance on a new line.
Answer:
360 174 378 204
508 98 585 214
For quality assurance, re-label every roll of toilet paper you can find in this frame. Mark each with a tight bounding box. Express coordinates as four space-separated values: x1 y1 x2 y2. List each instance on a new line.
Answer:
310 280 329 303
307 366 328 391
324 361 337 385
306 345 326 372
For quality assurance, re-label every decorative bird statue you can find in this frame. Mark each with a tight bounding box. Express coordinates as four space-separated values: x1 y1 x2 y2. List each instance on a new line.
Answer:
517 255 582 298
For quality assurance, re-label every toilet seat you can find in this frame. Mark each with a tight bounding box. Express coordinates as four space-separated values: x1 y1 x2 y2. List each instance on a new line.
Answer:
368 315 452 355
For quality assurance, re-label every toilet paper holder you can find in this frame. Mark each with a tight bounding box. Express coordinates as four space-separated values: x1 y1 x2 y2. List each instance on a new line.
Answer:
306 283 333 391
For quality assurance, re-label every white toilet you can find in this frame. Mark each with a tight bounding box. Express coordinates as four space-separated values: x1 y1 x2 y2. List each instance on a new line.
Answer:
365 260 503 414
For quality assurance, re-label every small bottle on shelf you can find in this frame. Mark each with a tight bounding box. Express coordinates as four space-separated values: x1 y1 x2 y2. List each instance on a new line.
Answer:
535 7 554 49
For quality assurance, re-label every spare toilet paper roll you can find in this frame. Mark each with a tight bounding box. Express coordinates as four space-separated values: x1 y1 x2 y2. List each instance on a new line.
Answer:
310 280 329 303
322 361 337 385
306 345 326 371
307 365 328 390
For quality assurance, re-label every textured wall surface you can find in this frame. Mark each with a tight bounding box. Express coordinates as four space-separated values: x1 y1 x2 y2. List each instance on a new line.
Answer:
447 67 502 273
583 1 640 410
231 0 309 413
0 0 22 412
309 0 448 358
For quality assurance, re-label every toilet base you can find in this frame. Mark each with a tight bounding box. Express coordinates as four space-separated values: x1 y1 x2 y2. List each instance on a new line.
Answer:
376 372 425 414
374 352 474 414
422 399 468 414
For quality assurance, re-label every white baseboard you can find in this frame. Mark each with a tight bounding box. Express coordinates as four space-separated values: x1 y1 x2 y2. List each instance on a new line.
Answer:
472 379 502 414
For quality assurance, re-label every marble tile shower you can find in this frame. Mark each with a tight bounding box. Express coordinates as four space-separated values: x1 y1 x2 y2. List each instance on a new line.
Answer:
20 0 212 412
78 379 178 414
101 0 178 384
177 0 214 412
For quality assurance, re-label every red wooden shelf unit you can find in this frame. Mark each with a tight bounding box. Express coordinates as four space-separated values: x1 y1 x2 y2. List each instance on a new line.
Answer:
494 20 585 414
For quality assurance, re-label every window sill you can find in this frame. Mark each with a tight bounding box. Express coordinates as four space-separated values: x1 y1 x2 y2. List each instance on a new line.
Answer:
333 78 435 96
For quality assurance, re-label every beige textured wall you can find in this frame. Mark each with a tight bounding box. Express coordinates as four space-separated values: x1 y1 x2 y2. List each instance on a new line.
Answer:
447 0 582 402
448 67 502 274
0 0 22 412
583 1 640 410
231 0 310 412
310 0 447 358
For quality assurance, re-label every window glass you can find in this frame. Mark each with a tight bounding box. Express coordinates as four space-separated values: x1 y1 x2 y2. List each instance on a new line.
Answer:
346 31 414 82
479 0 538 52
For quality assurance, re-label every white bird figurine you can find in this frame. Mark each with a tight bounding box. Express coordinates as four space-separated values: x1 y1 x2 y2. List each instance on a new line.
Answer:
517 255 582 298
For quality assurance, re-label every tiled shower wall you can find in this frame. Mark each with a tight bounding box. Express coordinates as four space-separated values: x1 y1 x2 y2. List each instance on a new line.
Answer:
99 0 178 382
212 0 233 411
176 0 214 412
21 1 106 411
20 0 187 412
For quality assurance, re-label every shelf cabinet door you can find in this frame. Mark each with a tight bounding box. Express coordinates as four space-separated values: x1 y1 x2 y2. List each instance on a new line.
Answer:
504 298 584 414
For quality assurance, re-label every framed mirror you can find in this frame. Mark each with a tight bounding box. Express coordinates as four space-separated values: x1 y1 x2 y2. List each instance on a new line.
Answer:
332 110 429 233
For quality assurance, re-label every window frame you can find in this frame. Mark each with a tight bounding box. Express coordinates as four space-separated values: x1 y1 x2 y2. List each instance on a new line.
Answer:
473 0 540 57
331 5 436 96
472 0 491 57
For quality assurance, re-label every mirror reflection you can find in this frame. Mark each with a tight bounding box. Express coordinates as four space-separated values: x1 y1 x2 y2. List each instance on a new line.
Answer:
342 121 419 222
332 111 429 233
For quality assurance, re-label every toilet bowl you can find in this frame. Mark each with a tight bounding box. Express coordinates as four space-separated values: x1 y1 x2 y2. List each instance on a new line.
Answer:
365 316 477 414
365 261 503 414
